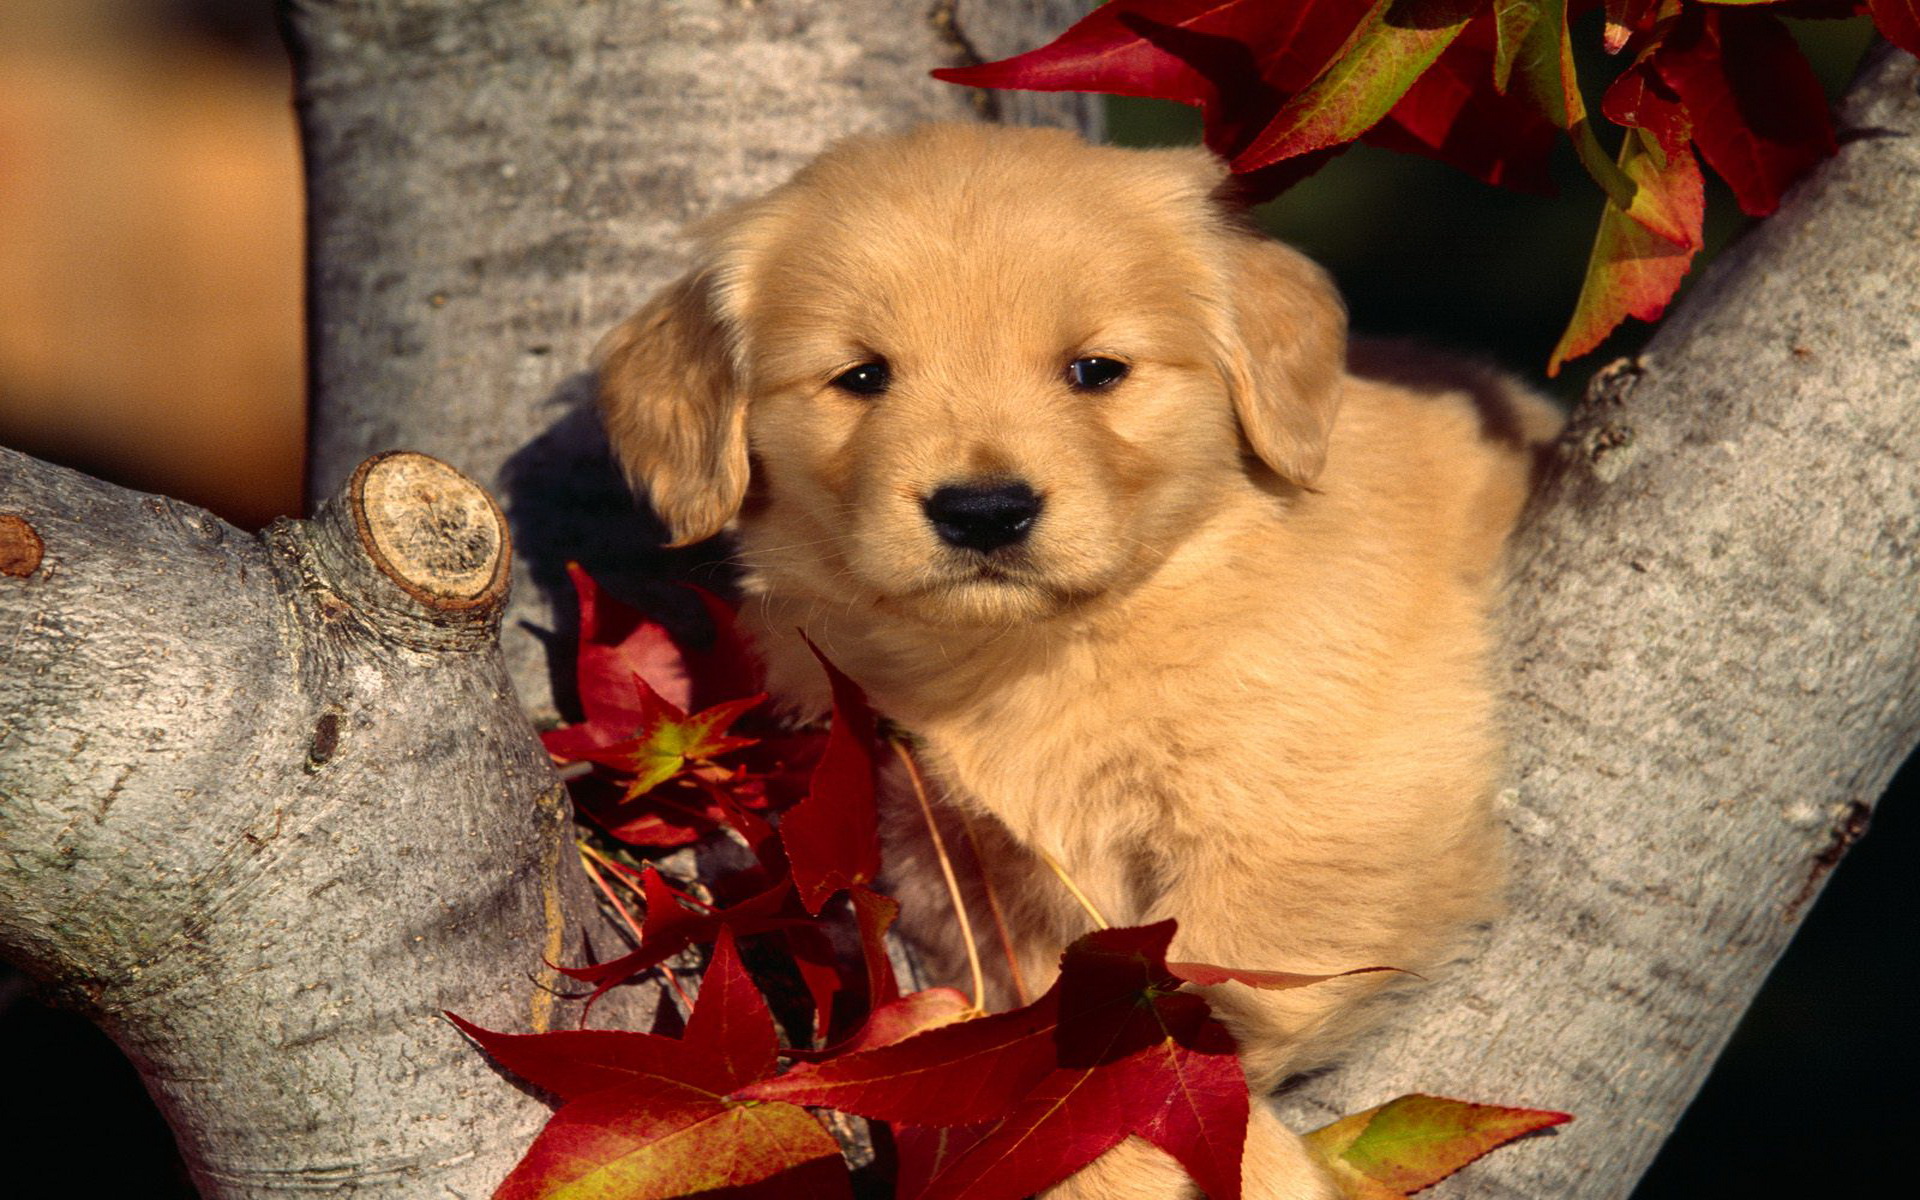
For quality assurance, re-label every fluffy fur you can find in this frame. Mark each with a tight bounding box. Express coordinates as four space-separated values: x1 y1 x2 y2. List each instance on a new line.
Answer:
598 124 1561 1199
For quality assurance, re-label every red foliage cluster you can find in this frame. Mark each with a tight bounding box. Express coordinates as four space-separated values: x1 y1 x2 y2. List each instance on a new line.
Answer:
534 566 889 1029
933 0 1916 373
537 563 809 848
452 569 1568 1197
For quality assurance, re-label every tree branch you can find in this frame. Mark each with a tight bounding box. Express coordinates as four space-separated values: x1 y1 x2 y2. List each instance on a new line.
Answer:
0 4 1096 1190
0 448 641 1195
1281 44 1920 1197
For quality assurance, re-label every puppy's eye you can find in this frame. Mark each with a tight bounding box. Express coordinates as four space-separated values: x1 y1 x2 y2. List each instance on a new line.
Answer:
831 361 891 396
1067 357 1129 391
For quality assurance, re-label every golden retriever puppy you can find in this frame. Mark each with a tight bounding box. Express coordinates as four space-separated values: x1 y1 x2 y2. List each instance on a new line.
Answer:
598 123 1560 1200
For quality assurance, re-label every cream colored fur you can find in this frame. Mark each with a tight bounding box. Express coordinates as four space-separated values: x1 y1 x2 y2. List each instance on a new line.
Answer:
598 124 1562 1200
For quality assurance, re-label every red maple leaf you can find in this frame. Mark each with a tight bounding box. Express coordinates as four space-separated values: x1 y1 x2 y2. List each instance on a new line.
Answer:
1651 6 1835 218
469 565 1588 1197
543 565 823 847
933 0 1375 177
796 993 994 1196
567 773 736 849
782 986 979 1072
894 1123 997 1199
450 929 850 1199
542 564 765 779
546 563 758 733
558 808 898 1038
554 678 775 849
1869 0 1920 57
546 614 892 1031
1365 15 1559 195
740 921 1251 1200
785 881 907 1043
930 0 1888 373
564 677 763 799
852 883 903 1008
553 868 800 1017
777 641 883 914
610 734 826 849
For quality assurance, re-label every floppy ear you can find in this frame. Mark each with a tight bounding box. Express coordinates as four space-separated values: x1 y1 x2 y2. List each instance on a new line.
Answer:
1217 237 1349 486
597 269 749 547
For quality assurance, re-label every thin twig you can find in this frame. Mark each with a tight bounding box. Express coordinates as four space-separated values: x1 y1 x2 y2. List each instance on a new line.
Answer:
891 737 987 1011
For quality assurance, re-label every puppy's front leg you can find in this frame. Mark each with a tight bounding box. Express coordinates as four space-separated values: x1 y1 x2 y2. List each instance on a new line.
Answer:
1042 1104 1337 1200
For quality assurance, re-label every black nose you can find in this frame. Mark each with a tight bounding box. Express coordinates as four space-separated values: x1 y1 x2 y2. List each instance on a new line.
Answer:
922 481 1042 553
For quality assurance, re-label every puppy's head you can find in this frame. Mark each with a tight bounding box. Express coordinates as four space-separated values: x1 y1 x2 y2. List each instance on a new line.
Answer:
599 125 1346 626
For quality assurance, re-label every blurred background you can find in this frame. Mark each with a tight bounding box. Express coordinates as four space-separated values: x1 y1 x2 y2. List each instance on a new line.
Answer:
0 1 1909 1192
0 0 301 530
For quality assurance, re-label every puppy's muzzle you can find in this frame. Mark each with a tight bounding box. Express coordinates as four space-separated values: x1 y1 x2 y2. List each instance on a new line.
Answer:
922 481 1042 554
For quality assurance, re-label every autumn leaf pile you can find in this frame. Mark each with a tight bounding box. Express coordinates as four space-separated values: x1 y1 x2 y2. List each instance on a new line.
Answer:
451 567 1569 1198
931 0 1919 374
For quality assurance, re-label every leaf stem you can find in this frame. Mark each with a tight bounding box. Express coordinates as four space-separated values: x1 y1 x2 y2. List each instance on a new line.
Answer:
1036 846 1111 931
663 965 696 1017
951 806 1032 1005
577 845 644 942
1573 119 1638 212
578 840 646 887
891 737 987 1012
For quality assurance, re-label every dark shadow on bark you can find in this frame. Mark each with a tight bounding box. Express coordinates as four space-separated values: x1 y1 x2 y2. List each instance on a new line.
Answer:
498 370 740 720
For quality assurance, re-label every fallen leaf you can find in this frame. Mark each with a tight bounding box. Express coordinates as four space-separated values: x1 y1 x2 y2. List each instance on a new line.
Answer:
543 564 764 759
778 642 882 914
782 987 978 1063
452 930 850 1199
894 1122 994 1199
552 869 799 1016
1304 1093 1570 1196
567 681 763 800
852 884 904 1008
493 1082 845 1200
742 922 1251 1200
739 991 1065 1125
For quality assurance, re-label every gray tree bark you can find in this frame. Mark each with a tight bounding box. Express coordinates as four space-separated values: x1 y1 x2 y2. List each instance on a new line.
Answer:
1279 42 1920 1198
1 1 1092 1194
0 448 647 1194
1 0 1914 1196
